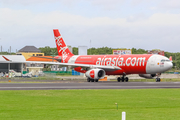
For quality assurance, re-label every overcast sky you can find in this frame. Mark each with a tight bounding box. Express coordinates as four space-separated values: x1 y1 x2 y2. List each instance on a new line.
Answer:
0 0 180 52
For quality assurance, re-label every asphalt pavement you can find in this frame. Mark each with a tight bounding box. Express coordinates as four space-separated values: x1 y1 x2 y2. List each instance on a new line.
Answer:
0 81 180 90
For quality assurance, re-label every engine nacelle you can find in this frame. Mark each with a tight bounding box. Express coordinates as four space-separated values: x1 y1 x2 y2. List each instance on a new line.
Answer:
139 74 156 79
85 69 106 79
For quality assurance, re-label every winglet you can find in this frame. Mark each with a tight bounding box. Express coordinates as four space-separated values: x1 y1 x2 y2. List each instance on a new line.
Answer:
169 56 172 61
2 56 11 61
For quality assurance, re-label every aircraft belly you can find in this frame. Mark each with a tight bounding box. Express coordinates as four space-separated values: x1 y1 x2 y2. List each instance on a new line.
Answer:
106 70 124 75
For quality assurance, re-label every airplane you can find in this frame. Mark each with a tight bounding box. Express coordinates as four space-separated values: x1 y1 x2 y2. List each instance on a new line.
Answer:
52 29 173 82
2 29 173 82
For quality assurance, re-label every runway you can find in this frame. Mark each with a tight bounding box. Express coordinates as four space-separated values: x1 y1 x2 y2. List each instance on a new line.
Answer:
0 82 180 90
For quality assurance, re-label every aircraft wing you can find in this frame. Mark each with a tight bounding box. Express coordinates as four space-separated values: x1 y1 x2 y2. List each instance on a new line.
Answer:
26 61 121 71
2 56 121 71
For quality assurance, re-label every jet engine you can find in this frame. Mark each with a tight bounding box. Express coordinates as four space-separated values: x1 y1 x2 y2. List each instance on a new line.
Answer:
85 69 105 79
139 74 156 79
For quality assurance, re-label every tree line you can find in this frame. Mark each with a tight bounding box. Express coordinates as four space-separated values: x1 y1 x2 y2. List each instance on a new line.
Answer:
39 47 148 56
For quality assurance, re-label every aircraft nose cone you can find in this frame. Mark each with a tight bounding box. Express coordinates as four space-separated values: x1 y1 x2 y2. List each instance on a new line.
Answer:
167 62 173 70
170 62 173 69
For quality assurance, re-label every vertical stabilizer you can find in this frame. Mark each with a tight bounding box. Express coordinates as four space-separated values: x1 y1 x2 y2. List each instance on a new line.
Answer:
53 29 73 57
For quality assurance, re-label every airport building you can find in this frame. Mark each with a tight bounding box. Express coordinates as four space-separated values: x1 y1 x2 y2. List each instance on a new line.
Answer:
147 50 164 56
16 46 44 60
112 49 132 55
26 56 60 75
0 55 26 74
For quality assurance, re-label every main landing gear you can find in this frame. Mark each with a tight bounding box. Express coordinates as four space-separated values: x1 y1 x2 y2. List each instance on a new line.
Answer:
117 76 129 82
87 78 99 82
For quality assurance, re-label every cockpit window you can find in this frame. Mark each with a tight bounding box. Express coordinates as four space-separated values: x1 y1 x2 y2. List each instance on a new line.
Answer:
161 59 165 62
161 59 170 62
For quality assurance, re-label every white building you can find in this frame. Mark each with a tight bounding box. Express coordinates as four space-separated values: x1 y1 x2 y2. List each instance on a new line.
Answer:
0 55 26 73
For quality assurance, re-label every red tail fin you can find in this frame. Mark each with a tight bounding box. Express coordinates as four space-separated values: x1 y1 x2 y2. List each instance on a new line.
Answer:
53 29 73 56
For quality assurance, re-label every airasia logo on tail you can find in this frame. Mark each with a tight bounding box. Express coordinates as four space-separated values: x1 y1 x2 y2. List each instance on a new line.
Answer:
90 70 95 78
55 36 69 62
54 29 74 63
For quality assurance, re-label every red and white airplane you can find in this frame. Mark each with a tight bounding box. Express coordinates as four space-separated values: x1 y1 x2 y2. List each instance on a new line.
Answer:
52 29 173 82
2 29 173 82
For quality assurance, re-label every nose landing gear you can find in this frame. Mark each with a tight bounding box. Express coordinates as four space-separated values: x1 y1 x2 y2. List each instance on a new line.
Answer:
156 78 161 82
155 73 161 82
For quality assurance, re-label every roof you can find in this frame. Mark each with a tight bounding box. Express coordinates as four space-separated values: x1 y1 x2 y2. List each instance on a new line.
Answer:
26 56 58 62
18 46 41 53
0 55 26 62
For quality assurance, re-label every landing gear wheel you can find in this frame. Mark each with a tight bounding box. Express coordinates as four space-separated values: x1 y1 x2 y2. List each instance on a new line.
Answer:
91 79 94 82
87 78 90 82
95 79 99 82
156 78 161 82
122 78 125 82
125 77 129 82
117 77 121 82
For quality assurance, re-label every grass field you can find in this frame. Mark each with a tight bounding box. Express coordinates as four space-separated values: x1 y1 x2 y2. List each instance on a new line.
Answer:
0 89 180 120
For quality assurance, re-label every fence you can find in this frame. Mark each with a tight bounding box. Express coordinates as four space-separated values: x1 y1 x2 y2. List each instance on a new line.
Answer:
72 70 80 75
165 72 180 74
43 71 72 75
22 70 83 77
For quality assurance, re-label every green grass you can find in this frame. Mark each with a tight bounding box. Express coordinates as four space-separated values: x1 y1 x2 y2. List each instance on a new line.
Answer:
0 89 180 120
